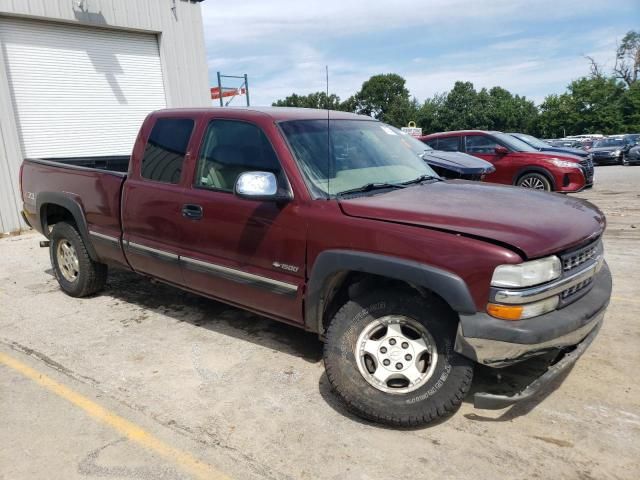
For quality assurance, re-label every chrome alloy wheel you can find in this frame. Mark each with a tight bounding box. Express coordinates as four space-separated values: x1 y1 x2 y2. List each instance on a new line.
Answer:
520 176 547 190
355 315 438 394
56 240 79 282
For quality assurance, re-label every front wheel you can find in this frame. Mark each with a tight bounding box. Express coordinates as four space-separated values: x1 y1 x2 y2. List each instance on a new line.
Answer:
50 222 107 297
323 289 473 427
516 172 552 191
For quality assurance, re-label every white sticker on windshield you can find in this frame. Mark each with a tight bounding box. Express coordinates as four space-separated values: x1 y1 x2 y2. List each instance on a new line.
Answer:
380 126 397 136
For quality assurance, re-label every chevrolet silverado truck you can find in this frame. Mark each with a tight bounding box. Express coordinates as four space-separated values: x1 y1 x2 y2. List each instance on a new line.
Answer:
20 107 612 426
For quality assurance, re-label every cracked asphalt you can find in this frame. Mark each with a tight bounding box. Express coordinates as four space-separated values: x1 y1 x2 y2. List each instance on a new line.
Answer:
1 165 639 479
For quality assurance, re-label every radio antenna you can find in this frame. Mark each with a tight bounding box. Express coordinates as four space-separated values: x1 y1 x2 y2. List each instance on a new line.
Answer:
326 65 331 198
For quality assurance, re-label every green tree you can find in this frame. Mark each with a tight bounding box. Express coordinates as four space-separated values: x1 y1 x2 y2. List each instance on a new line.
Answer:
537 76 626 136
353 73 411 125
620 82 640 131
272 91 345 110
537 93 574 138
414 93 446 133
437 81 480 130
484 87 538 132
568 76 625 134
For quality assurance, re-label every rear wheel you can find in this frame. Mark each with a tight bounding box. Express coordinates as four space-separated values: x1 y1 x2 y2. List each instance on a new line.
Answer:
50 222 107 297
517 172 552 191
323 289 473 427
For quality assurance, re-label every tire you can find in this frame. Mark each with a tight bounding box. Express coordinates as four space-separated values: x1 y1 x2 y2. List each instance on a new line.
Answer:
49 222 107 297
323 288 473 427
516 172 552 191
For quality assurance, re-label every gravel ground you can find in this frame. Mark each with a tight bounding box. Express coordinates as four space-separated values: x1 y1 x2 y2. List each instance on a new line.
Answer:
1 165 639 480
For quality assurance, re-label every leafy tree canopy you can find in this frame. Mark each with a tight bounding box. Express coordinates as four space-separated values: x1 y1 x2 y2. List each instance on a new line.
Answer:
272 30 640 137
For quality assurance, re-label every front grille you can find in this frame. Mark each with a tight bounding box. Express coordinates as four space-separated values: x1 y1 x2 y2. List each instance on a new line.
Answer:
562 240 600 272
561 278 593 299
554 238 602 307
579 158 594 179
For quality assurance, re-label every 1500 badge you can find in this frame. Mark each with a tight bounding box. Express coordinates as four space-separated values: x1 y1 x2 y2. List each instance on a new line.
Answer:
272 261 299 273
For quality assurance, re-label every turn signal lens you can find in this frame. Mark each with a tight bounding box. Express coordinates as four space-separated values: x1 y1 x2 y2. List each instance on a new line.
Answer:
487 296 560 321
487 303 523 321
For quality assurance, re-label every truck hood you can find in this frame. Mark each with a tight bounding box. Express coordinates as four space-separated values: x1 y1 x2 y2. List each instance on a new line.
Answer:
338 181 605 258
540 146 588 158
590 146 623 153
423 151 495 174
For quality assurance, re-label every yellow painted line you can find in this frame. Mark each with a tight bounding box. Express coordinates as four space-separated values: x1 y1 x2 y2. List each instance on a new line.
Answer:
611 296 640 305
0 352 230 480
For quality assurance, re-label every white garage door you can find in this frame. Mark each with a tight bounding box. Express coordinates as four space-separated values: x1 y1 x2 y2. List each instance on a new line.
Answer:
0 18 167 158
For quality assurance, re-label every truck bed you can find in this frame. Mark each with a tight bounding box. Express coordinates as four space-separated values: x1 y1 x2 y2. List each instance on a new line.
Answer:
21 156 129 267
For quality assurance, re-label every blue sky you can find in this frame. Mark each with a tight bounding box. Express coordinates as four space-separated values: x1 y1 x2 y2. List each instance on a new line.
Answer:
201 0 640 107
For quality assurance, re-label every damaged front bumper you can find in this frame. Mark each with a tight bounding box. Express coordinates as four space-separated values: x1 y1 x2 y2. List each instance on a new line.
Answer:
454 262 612 409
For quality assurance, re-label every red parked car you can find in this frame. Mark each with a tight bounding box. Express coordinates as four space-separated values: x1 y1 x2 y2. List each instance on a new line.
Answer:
20 109 610 426
420 130 594 192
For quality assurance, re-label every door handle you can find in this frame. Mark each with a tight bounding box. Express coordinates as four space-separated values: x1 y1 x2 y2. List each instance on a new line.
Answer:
182 204 203 220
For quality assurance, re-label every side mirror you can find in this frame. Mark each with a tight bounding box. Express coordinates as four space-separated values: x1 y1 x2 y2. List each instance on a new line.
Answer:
234 171 292 202
495 146 509 155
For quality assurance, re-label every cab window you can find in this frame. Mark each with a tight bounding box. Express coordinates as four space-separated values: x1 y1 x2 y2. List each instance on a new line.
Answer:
436 136 461 152
465 135 500 154
194 120 282 192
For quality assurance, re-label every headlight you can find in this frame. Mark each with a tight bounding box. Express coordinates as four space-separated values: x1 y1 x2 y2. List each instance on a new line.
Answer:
491 256 562 288
612 150 621 156
549 158 580 168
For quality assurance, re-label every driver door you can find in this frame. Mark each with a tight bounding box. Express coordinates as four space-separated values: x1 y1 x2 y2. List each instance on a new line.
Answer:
178 118 306 324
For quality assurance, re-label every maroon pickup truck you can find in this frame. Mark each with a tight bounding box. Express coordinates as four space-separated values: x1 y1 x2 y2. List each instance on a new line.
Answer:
20 107 612 426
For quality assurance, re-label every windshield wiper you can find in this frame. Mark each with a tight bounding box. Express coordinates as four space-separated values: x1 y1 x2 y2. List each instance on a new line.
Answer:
336 182 406 197
401 174 442 185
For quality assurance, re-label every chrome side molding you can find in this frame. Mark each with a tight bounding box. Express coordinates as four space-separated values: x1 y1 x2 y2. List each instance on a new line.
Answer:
120 239 298 296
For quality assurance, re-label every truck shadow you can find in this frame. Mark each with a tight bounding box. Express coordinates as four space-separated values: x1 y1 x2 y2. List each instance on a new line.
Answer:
94 269 570 426
463 358 575 422
99 269 323 364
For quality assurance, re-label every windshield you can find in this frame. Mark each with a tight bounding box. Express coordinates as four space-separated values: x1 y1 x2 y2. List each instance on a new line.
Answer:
593 138 625 148
511 133 550 149
493 132 538 152
279 119 437 197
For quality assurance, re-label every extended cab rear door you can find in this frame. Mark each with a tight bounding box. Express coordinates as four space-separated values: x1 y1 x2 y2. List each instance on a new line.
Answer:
121 115 196 284
177 115 306 324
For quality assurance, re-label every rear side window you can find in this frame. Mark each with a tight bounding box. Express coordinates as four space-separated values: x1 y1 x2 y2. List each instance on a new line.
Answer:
194 120 282 192
141 118 195 184
465 135 499 154
436 137 460 152
422 139 438 149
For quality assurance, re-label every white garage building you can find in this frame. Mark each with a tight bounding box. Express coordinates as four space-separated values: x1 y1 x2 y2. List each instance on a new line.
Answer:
0 0 210 234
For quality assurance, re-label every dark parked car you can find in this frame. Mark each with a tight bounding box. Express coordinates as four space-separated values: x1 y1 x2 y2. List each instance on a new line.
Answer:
420 130 593 192
625 144 640 165
589 136 638 165
420 142 495 180
548 139 584 149
508 133 588 158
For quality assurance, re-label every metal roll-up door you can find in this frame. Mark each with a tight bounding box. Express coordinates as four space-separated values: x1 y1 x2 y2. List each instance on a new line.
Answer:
0 17 167 158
